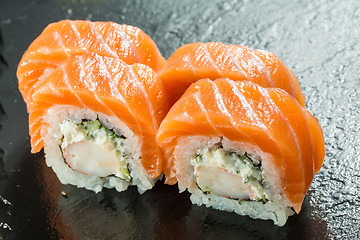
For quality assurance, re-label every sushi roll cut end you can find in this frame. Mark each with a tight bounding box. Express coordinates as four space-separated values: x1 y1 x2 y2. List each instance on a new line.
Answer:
174 137 295 227
21 51 169 194
43 106 154 193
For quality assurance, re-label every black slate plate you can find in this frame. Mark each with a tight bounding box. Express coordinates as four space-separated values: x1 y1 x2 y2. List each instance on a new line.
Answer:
0 0 359 239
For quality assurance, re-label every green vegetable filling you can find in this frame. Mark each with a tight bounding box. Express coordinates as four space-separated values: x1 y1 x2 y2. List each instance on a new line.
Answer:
191 147 269 203
81 120 128 155
60 119 131 182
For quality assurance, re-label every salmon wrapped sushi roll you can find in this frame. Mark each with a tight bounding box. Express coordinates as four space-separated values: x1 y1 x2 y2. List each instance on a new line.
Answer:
24 53 169 193
156 78 324 226
158 42 305 107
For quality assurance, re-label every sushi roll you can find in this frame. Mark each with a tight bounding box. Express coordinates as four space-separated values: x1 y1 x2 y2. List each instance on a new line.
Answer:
21 53 169 193
16 20 167 193
17 20 165 107
156 78 324 226
158 42 305 106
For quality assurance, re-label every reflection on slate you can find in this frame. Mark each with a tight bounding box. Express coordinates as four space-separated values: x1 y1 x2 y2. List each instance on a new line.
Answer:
0 0 360 239
5 158 332 240
0 26 11 239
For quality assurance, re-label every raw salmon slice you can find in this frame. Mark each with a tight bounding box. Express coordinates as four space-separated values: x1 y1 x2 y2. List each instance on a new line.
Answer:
158 42 305 106
17 20 165 107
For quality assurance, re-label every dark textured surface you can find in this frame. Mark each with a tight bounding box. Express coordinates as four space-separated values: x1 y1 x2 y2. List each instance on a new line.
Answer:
0 0 359 239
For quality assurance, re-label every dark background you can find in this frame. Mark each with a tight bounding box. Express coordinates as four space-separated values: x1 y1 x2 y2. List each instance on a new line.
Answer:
0 0 359 239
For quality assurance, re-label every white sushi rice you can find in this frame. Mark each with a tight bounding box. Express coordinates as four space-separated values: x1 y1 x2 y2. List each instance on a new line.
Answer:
190 190 294 226
173 136 295 226
42 105 154 193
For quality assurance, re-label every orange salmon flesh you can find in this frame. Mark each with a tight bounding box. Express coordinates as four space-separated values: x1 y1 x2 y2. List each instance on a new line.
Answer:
158 42 305 107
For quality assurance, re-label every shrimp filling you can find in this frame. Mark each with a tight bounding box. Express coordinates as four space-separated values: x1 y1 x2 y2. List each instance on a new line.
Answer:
191 148 269 202
59 119 131 181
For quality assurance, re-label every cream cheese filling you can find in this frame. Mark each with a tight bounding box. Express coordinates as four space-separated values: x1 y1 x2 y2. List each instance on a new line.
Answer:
60 119 131 181
191 147 269 201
